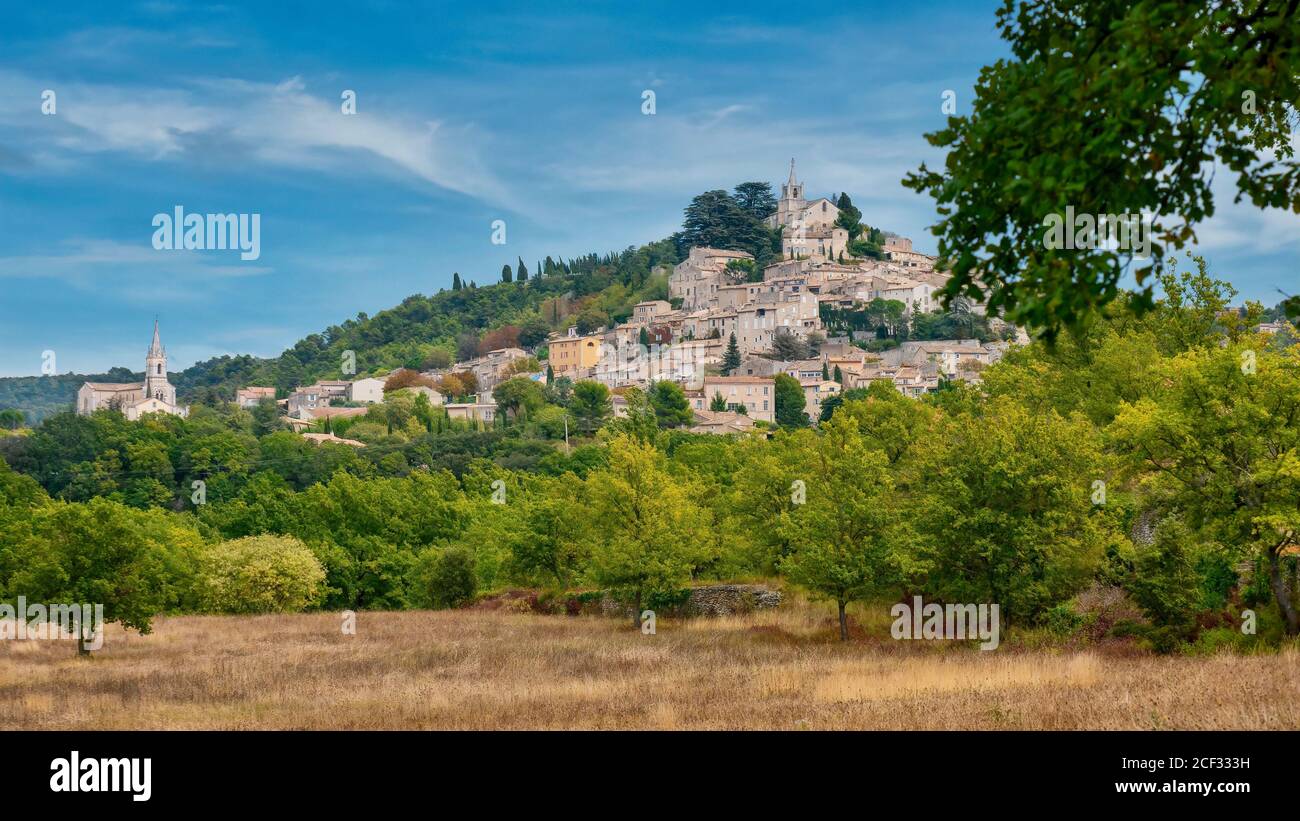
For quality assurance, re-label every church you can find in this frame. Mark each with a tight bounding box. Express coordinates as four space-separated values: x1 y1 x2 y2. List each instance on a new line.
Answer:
765 159 848 260
765 158 840 231
77 321 188 420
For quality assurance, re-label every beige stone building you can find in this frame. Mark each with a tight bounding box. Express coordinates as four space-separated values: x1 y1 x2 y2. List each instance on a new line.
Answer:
690 409 757 436
782 223 849 261
236 386 276 408
698 375 775 423
884 236 938 270
77 321 188 420
632 300 672 324
444 400 497 424
669 247 753 310
800 378 841 421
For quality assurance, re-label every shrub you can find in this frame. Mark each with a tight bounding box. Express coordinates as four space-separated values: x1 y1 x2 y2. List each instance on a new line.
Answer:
421 546 477 609
197 535 326 614
1042 603 1088 637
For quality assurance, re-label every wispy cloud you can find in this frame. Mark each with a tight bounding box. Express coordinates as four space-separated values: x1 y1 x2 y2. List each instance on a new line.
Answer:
0 68 514 208
0 238 272 297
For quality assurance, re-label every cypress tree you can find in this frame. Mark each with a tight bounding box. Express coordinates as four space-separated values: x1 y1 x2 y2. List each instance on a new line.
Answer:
721 332 741 376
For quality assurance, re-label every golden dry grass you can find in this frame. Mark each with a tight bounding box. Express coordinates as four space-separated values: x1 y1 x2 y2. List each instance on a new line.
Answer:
2 600 1297 729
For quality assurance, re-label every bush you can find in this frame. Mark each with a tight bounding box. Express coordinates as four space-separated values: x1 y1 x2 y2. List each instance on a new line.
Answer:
419 546 477 609
197 535 326 614
1042 603 1087 637
1127 519 1200 635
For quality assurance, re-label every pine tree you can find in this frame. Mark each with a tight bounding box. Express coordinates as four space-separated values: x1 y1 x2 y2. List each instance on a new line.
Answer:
502 264 513 283
721 333 741 376
822 362 830 381
452 272 462 290
709 391 728 412
833 365 843 383
835 192 864 240
517 257 529 282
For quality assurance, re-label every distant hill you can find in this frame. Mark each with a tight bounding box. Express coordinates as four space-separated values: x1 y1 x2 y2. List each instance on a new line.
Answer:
0 369 140 424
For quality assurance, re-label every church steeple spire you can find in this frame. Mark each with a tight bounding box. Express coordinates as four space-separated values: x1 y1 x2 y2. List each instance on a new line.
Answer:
780 157 804 203
148 318 164 357
144 319 172 403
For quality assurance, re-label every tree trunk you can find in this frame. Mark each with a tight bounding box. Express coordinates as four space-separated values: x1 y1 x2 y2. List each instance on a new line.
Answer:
1269 547 1299 636
77 626 91 657
633 589 642 631
837 600 848 642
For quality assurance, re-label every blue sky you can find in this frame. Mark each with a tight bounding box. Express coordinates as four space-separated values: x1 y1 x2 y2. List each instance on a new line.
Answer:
0 0 1295 376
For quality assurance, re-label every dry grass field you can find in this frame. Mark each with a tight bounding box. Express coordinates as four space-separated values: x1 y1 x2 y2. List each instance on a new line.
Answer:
3 598 1298 730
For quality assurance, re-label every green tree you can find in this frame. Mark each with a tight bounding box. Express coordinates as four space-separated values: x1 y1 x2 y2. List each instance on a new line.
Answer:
584 435 707 628
778 418 912 640
575 307 608 335
570 380 612 435
773 373 809 429
772 329 811 360
1126 519 1203 650
721 333 741 375
679 189 776 266
196 535 326 614
903 0 1300 339
1110 342 1300 634
519 316 551 349
416 546 477 609
733 181 777 221
648 381 693 429
709 391 728 412
251 397 282 437
1 498 204 654
834 192 863 239
604 388 659 443
501 264 513 283
512 485 588 588
492 376 545 422
912 397 1116 623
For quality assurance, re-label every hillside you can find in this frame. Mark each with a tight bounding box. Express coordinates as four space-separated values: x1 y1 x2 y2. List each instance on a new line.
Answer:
0 179 895 422
0 238 681 421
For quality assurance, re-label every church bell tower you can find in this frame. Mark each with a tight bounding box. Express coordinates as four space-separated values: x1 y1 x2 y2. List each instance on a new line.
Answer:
144 320 174 404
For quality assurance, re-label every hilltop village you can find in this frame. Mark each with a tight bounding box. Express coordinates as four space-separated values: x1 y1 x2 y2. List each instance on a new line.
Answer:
80 162 1027 439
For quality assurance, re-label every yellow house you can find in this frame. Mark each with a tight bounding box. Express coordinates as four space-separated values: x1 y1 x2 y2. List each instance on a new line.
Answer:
547 332 603 376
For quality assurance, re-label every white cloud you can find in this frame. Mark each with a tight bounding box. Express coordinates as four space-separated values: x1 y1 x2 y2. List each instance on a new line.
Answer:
0 238 272 299
0 69 514 208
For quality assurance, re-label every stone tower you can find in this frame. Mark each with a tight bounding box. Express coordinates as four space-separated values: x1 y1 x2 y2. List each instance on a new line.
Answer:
143 320 175 404
772 158 807 228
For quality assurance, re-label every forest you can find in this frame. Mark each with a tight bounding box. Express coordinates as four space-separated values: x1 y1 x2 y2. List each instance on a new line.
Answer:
2 261 1296 654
